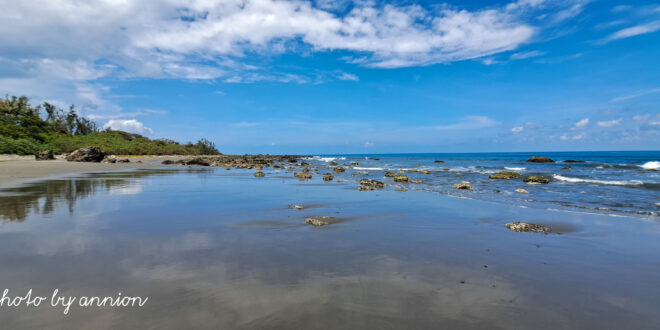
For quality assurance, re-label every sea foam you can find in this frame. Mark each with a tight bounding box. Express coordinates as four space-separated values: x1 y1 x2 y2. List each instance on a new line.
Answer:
640 161 660 170
552 175 643 186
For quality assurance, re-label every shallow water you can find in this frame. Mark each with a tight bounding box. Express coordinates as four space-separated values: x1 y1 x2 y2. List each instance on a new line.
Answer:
1 168 660 329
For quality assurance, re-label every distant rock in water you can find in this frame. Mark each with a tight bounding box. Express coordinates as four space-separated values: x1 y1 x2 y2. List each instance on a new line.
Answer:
358 179 385 191
523 176 550 184
305 216 335 226
410 179 422 184
434 160 444 163
526 156 555 163
562 166 572 170
384 171 396 177
66 147 105 162
333 166 346 173
294 172 312 179
420 170 430 174
489 171 521 179
35 150 54 161
453 182 473 190
393 174 409 182
323 174 334 181
506 222 550 233
515 188 529 194
564 160 585 163
254 171 265 177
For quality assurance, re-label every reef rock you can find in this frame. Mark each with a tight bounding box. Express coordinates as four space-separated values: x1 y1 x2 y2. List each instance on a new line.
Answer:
523 176 550 184
393 175 409 182
358 179 386 191
526 156 555 163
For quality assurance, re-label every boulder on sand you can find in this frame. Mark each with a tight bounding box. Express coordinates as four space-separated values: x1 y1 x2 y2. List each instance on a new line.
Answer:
66 147 105 162
35 150 54 161
526 156 555 163
489 171 521 179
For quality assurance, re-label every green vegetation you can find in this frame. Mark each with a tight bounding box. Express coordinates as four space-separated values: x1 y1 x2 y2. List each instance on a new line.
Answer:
0 95 220 155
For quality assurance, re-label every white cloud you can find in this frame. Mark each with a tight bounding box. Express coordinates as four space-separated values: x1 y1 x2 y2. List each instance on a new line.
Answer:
434 116 499 130
103 119 154 135
364 141 374 147
336 72 359 81
510 50 545 60
611 88 660 102
597 118 622 127
560 133 584 141
573 117 589 129
511 126 524 133
603 21 660 42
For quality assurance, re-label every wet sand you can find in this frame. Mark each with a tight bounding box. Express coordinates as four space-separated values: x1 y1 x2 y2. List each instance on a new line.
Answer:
1 166 660 329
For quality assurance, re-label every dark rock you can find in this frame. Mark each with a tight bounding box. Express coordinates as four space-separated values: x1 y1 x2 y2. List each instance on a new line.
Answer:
294 172 312 179
66 147 105 162
562 166 572 170
183 157 211 166
35 150 54 161
323 174 334 181
493 189 501 193
254 171 265 177
384 171 396 177
117 158 130 163
333 166 346 173
489 171 521 179
350 162 359 166
453 182 473 190
564 160 585 163
506 222 550 233
162 159 176 165
329 161 338 166
434 160 444 163
523 176 550 184
358 179 385 191
526 156 555 163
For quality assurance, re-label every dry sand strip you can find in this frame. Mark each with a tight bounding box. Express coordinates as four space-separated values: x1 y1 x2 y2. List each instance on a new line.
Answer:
0 155 184 189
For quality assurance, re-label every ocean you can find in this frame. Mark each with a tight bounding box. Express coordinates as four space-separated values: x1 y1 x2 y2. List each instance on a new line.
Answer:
309 151 660 217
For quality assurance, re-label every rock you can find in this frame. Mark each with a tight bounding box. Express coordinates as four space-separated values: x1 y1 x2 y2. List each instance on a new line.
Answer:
117 158 130 163
409 169 418 172
255 165 263 171
393 174 409 182
293 205 304 210
305 216 334 226
562 166 572 170
420 170 430 174
506 221 550 233
410 179 422 184
162 159 177 165
254 171 265 177
526 156 555 163
329 161 339 166
453 182 473 190
333 166 346 173
294 172 312 179
523 176 550 184
183 157 211 166
300 161 310 166
358 179 386 191
323 174 334 181
350 162 359 166
35 150 54 161
434 160 444 163
515 188 529 194
66 147 105 162
493 189 501 193
564 160 585 163
384 171 396 177
489 171 521 179
102 155 117 163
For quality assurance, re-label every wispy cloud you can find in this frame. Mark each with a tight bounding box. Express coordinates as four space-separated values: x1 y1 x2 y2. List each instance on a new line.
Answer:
434 116 499 130
231 122 262 128
572 117 589 130
597 118 622 127
511 126 524 133
611 88 660 102
510 50 545 60
602 21 660 43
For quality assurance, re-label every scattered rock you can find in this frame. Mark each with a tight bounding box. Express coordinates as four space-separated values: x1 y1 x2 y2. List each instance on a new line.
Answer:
384 171 396 177
183 157 211 166
393 174 409 182
523 176 550 184
489 171 521 179
35 150 54 161
254 171 265 177
358 179 386 191
305 216 334 226
453 182 474 190
506 221 550 233
434 160 444 163
562 166 572 170
350 162 359 166
66 147 105 162
117 158 130 163
294 172 312 179
515 188 529 194
329 161 339 166
323 174 334 181
564 160 585 163
333 166 346 173
410 179 422 184
526 156 555 163
420 170 430 174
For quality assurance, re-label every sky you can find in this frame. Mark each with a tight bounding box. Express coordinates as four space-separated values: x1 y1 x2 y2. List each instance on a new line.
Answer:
1 0 659 154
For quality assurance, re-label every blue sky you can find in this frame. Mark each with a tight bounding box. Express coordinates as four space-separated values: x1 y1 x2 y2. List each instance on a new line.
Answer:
1 0 659 153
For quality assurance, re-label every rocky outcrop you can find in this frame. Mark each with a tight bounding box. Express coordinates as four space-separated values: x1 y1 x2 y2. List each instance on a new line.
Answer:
35 150 54 161
489 171 521 179
523 176 550 184
333 166 346 173
254 172 265 177
183 157 211 166
506 222 550 233
358 179 386 191
526 156 555 163
118 158 130 163
384 171 396 177
453 182 473 190
66 147 105 162
323 174 334 181
294 172 312 179
393 174 409 182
